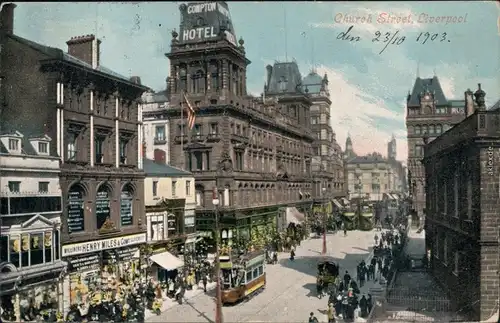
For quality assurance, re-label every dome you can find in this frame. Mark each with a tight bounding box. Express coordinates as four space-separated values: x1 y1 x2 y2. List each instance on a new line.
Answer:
302 71 323 94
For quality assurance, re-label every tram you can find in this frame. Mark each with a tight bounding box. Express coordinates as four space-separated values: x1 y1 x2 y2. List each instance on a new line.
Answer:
220 250 266 304
359 205 374 231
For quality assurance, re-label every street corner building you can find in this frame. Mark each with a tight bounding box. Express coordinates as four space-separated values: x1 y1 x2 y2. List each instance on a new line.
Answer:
0 3 150 318
139 0 347 250
422 84 500 322
0 131 65 321
405 75 467 225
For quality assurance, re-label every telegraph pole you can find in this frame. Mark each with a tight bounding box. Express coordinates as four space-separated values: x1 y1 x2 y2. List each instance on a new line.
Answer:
322 187 327 255
212 187 223 323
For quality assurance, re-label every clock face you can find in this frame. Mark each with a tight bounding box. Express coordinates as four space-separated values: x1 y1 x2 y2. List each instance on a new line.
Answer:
424 95 430 100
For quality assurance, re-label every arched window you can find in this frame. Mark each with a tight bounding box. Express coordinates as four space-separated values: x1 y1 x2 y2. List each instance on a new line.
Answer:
436 124 443 134
223 185 230 206
415 125 421 135
232 65 239 95
210 61 219 91
179 65 187 91
429 125 435 135
195 185 204 207
67 183 86 233
422 125 428 135
96 183 112 230
120 184 134 226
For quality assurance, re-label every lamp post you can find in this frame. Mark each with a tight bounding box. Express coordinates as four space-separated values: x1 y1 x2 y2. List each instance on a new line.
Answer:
322 187 327 255
212 187 223 323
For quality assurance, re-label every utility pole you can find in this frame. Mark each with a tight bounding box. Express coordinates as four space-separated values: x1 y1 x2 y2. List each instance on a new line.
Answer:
212 187 223 323
322 187 327 255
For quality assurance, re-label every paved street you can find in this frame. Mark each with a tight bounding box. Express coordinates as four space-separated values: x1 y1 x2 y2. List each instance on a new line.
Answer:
147 230 381 323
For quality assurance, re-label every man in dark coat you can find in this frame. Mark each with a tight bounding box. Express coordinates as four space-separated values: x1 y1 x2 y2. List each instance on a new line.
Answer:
367 294 373 313
359 295 368 318
343 271 351 287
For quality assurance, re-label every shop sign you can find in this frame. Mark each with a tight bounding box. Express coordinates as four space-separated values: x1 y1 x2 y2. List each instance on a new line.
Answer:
62 233 147 257
68 253 100 272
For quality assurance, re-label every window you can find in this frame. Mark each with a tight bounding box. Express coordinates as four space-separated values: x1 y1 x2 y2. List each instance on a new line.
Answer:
67 184 85 233
186 181 191 196
453 251 459 275
194 151 203 170
192 70 205 93
67 133 77 161
443 235 448 264
209 123 218 135
149 215 165 241
153 181 158 197
155 126 166 142
38 142 48 153
172 181 177 197
0 236 7 263
436 125 442 134
179 66 187 91
246 271 252 282
210 61 219 90
95 135 105 164
8 138 19 150
235 152 243 170
96 184 112 230
39 182 49 193
193 124 202 136
6 231 57 268
120 184 134 226
429 125 435 135
8 181 20 192
415 126 421 135
119 139 128 164
422 125 428 134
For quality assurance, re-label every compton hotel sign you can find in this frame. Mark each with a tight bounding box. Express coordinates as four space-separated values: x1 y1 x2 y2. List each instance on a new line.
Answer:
62 233 147 257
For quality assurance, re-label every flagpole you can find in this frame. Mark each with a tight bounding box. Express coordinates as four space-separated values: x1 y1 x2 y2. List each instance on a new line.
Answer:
181 90 184 169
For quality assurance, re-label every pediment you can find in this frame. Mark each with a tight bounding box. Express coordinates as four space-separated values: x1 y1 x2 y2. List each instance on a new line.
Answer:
22 214 55 229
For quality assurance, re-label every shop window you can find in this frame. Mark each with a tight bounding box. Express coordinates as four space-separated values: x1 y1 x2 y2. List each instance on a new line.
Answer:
21 234 29 267
44 231 52 262
30 233 44 266
96 183 112 230
67 183 86 233
0 236 7 262
120 184 134 226
10 235 20 267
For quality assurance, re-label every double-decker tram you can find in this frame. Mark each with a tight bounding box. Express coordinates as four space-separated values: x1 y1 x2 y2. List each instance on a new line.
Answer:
220 249 266 304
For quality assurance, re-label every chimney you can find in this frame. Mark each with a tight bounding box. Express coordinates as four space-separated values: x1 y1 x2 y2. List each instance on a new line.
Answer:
464 88 474 117
66 34 101 68
153 149 166 164
266 65 273 88
474 83 486 111
0 3 16 35
130 76 142 85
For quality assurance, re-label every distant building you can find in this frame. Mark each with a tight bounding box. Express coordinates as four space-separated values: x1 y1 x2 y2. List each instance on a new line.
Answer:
143 158 196 280
141 90 170 164
302 70 346 208
423 84 499 322
344 134 356 160
405 76 467 224
0 131 64 320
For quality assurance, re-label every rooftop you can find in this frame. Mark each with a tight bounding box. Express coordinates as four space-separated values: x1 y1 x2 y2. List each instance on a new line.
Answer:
144 159 193 177
407 76 448 107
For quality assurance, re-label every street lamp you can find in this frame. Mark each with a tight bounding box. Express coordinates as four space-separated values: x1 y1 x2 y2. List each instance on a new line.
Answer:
212 188 223 323
321 187 327 255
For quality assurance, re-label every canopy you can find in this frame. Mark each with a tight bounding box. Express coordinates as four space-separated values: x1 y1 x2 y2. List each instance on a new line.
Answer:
150 251 184 271
286 207 305 224
332 199 342 208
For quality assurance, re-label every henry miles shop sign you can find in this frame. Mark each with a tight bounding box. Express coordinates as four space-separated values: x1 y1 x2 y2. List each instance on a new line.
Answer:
180 2 236 45
62 233 147 257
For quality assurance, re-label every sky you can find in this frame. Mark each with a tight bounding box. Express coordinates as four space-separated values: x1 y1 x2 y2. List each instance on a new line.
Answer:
13 1 499 163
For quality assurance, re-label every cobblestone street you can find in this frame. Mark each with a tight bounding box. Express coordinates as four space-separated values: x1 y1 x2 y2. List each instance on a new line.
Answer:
147 230 381 323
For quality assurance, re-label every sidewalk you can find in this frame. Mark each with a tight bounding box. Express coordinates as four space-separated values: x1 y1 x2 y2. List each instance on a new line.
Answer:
144 281 216 320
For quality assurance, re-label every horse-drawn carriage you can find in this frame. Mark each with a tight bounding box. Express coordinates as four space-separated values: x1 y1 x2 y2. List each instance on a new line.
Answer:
317 261 339 284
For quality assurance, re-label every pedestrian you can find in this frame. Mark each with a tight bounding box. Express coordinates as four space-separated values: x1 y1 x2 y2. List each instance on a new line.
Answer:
359 267 365 288
365 264 370 281
290 249 295 261
273 251 278 264
202 274 208 293
343 223 347 237
327 303 336 323
308 312 319 323
369 263 375 281
359 294 368 318
367 294 373 313
343 271 351 287
317 276 324 299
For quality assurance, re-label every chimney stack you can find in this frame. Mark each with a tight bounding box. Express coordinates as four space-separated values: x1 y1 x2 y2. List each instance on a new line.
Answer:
464 89 474 117
266 65 273 88
474 83 486 111
0 3 16 35
129 76 142 85
66 34 101 68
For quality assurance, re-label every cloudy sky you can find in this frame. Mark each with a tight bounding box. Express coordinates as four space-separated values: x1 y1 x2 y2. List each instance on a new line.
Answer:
13 1 499 162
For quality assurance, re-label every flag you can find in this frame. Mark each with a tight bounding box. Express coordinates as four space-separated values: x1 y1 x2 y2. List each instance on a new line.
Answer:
183 92 196 130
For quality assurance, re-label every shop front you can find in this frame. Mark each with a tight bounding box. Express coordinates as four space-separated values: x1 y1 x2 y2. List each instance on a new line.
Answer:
61 233 147 318
0 214 65 322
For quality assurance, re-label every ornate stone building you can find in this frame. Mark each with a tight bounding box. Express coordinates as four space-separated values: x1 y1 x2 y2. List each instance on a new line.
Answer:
423 85 499 322
0 4 148 316
405 76 466 224
159 1 315 245
302 71 346 210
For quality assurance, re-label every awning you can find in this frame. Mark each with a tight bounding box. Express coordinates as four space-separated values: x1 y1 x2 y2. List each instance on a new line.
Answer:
332 199 342 208
185 236 197 244
286 207 305 224
150 251 184 271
